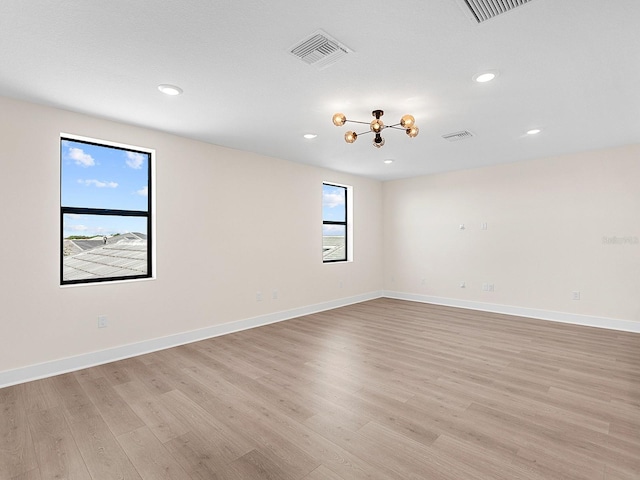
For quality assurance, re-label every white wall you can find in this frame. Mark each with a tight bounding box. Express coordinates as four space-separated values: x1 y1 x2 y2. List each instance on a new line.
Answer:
383 144 640 329
0 96 383 383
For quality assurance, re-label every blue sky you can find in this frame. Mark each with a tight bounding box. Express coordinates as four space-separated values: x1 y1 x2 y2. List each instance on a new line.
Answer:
322 184 346 237
61 139 149 238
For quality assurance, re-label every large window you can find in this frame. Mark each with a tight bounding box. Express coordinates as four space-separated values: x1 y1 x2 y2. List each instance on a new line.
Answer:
60 135 154 285
322 183 348 262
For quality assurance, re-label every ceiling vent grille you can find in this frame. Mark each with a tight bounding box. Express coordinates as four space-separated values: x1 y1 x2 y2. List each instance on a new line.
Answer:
460 0 534 23
442 131 474 142
289 30 351 70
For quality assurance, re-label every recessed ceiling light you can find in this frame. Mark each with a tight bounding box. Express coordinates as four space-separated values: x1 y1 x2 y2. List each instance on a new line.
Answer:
303 134 317 139
158 84 183 96
383 159 394 164
526 129 541 135
473 71 497 83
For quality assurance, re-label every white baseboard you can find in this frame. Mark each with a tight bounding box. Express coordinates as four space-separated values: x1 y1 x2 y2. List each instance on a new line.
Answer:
0 291 383 389
4 290 635 389
383 290 640 333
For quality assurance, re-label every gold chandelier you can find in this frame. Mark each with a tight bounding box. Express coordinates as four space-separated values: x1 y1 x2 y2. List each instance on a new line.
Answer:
332 109 419 148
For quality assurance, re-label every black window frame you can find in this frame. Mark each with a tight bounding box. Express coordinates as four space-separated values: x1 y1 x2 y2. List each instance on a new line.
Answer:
322 182 348 263
60 136 153 285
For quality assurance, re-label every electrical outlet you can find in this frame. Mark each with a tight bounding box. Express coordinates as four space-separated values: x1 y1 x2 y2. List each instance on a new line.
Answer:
460 282 466 288
256 291 262 302
421 278 426 285
98 315 108 328
488 284 495 292
572 291 580 300
481 222 488 230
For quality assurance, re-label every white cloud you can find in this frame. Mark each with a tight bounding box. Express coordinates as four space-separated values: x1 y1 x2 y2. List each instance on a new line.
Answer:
69 147 95 167
323 225 346 240
69 224 88 232
323 224 344 234
323 192 345 208
78 179 118 188
136 186 148 197
126 151 145 169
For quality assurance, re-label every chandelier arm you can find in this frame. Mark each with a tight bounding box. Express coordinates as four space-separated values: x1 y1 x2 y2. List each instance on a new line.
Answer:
385 123 405 130
345 119 371 126
355 129 373 136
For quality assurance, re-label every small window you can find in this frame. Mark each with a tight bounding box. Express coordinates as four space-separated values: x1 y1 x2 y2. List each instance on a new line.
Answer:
60 135 154 285
322 183 348 262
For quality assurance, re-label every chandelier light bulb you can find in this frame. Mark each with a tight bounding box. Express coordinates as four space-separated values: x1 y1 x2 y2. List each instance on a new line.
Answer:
406 125 419 138
370 118 384 133
344 131 357 143
400 114 415 128
332 113 346 126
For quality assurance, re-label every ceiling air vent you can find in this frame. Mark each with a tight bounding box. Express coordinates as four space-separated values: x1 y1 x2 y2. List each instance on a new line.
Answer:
442 131 474 142
458 0 534 23
289 30 352 70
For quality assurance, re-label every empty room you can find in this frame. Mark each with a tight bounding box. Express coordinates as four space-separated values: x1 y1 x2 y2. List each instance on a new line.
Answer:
1 1 639 479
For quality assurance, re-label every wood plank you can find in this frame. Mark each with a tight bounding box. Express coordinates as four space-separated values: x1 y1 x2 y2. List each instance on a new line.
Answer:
118 357 173 395
213 449 293 480
161 431 223 480
63 402 142 480
51 373 92 410
0 385 38 479
190 385 393 480
10 468 41 480
159 389 254 464
27 407 91 479
303 464 347 480
78 376 144 436
305 416 456 480
176 366 321 478
96 361 134 386
21 378 60 415
113 380 189 443
117 426 190 480
604 465 640 480
430 433 555 480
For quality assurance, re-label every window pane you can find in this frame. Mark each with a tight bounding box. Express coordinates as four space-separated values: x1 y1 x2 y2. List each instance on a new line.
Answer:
62 214 148 282
322 184 346 222
61 139 149 211
323 224 346 261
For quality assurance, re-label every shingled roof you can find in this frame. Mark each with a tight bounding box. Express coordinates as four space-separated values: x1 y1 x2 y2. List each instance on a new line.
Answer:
63 233 147 281
322 236 346 261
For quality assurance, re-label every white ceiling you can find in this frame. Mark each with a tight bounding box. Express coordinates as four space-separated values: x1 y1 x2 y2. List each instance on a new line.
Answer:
1 0 639 181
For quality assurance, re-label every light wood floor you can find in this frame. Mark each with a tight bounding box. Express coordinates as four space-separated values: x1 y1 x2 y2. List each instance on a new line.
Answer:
1 298 639 479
